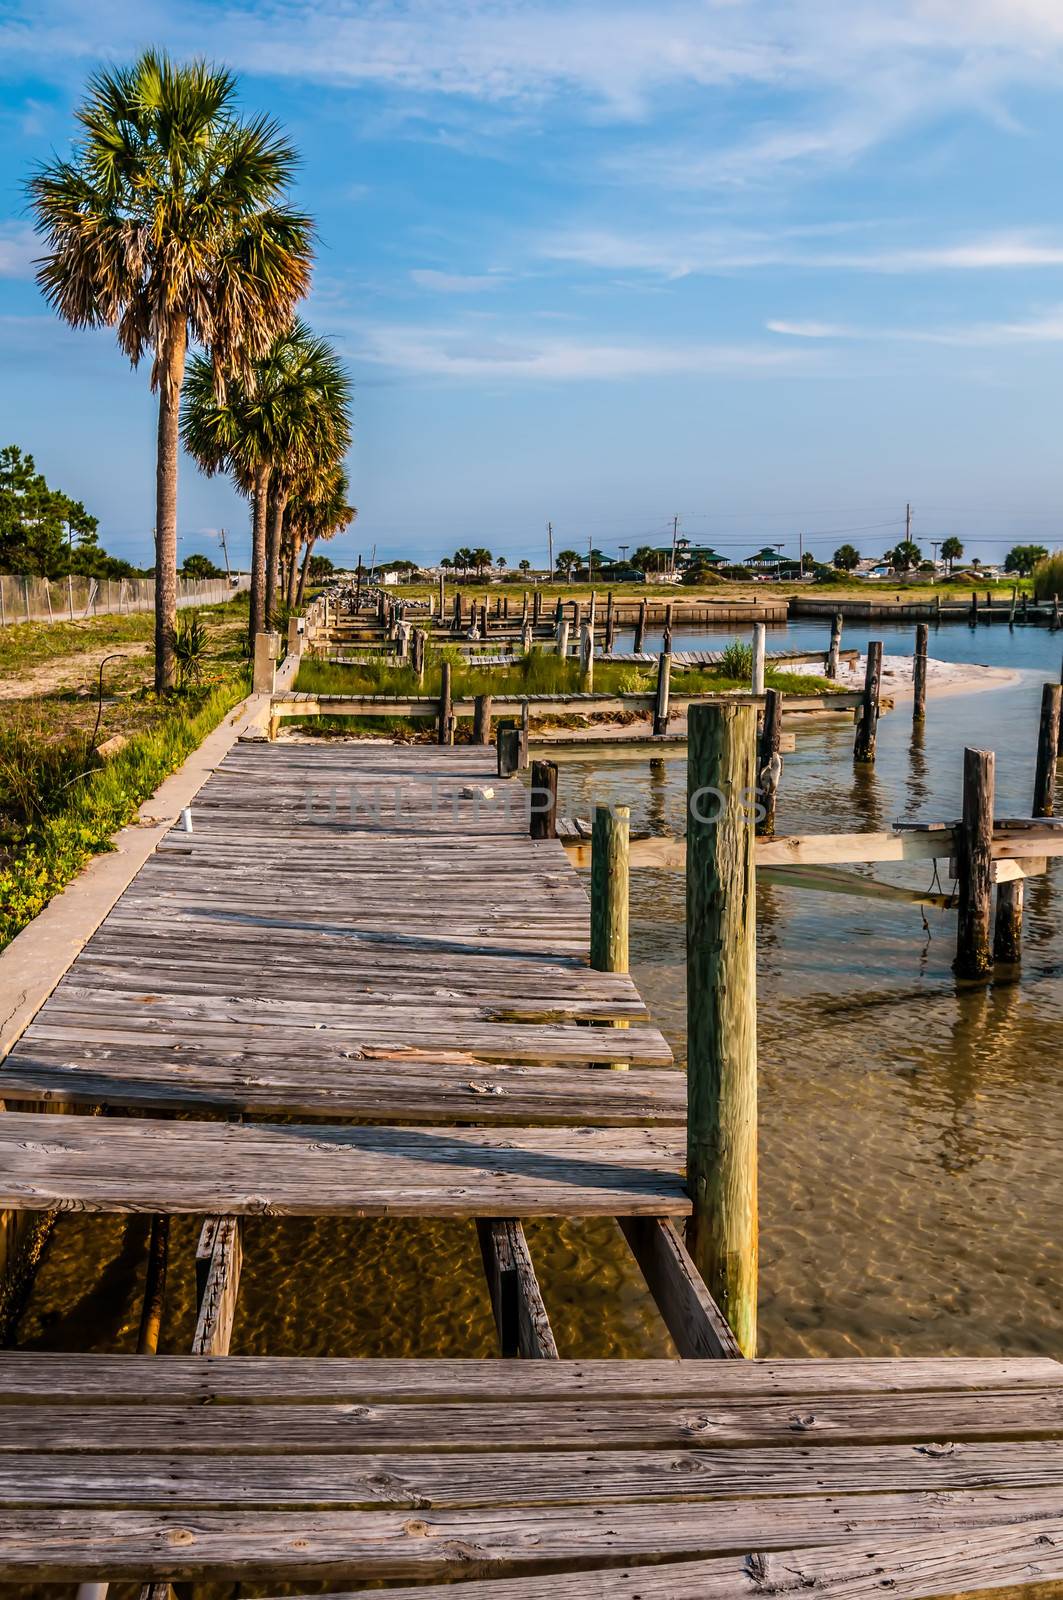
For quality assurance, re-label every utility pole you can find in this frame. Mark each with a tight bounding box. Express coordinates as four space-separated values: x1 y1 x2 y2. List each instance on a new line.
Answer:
906 503 913 543
588 530 594 583
671 514 680 576
931 540 941 570
217 527 231 582
547 520 554 580
369 543 377 584
798 531 804 575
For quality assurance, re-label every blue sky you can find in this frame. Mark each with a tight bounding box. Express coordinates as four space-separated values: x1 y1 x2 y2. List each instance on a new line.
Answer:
2 0 1063 571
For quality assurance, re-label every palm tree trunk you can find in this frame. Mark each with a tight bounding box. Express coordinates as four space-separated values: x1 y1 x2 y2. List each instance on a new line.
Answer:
154 324 187 691
296 536 315 605
249 463 271 646
287 527 302 608
265 487 288 626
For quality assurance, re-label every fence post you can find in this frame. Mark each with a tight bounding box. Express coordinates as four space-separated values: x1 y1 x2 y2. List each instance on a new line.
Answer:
529 759 558 839
686 702 758 1356
913 622 928 724
853 641 882 763
67 574 74 620
0 576 5 627
954 747 994 980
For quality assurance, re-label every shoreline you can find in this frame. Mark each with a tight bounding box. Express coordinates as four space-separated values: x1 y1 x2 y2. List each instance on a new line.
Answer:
835 653 1019 703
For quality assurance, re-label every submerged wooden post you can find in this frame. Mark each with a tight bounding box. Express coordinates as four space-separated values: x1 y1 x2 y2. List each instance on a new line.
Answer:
438 660 452 745
994 880 1024 964
529 759 558 839
590 804 629 979
1034 682 1061 817
663 602 674 655
954 746 995 980
604 590 615 653
497 720 520 777
634 598 648 654
136 1217 170 1355
853 640 882 763
686 702 758 1356
751 623 766 696
970 591 978 626
472 693 493 745
652 648 671 736
913 622 928 723
826 612 842 679
1009 585 1018 627
756 687 782 838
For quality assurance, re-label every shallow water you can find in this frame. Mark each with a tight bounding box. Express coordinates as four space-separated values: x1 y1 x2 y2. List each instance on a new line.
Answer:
15 617 1063 1368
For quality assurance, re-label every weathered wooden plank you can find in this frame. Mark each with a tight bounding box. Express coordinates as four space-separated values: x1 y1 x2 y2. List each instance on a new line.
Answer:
618 1218 741 1360
191 1217 242 1357
2 1354 1057 1404
0 1113 690 1217
6 1389 1063 1452
476 1220 559 1359
3 1493 1063 1581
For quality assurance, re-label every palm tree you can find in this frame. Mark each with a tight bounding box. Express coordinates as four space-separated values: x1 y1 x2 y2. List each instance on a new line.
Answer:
291 467 356 604
28 51 313 688
555 549 580 579
941 536 964 574
182 320 351 639
496 555 507 573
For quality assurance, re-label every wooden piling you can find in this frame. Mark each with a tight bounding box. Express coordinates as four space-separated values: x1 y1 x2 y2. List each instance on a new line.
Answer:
663 602 674 655
437 661 452 746
557 618 570 659
604 591 615 653
993 881 1024 964
1033 682 1061 817
533 589 542 625
970 591 978 625
412 627 426 685
1009 586 1017 627
521 619 533 655
437 570 445 617
452 593 462 634
472 693 493 745
496 721 520 777
751 623 766 696
252 631 276 695
756 688 783 838
590 804 629 978
519 699 531 771
580 621 594 690
913 622 928 724
954 746 995 980
826 613 842 679
853 641 882 763
634 598 648 654
652 649 671 737
529 759 559 839
685 702 758 1356
136 1217 170 1355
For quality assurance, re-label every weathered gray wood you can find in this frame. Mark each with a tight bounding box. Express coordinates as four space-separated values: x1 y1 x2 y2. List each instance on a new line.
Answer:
755 687 782 838
686 703 758 1357
955 747 995 979
590 806 629 976
437 660 452 744
827 612 842 679
1033 681 1061 817
497 721 521 778
853 639 882 762
912 622 928 722
652 650 671 737
993 879 1023 964
751 622 765 695
633 598 647 653
191 1217 242 1356
529 760 559 840
476 1219 559 1359
618 1217 741 1359
473 693 493 744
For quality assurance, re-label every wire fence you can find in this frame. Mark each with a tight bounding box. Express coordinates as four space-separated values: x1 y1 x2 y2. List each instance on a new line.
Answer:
0 572 250 628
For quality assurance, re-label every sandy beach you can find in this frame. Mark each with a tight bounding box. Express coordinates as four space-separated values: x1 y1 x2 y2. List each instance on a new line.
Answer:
834 652 1018 701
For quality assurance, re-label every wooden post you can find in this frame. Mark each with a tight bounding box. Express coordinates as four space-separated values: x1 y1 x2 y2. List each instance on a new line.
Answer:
136 1217 170 1355
970 591 978 625
826 613 842 679
395 622 410 663
590 804 629 978
472 693 493 745
452 593 462 633
756 687 782 838
604 590 615 653
686 702 758 1356
751 623 766 696
1033 681 1062 817
1058 656 1063 756
652 648 671 736
1009 585 1018 627
476 1219 557 1360
252 630 276 694
521 618 533 655
853 640 882 763
519 699 530 770
437 570 445 617
634 597 648 654
437 660 452 745
529 759 558 839
497 721 520 777
954 746 995 980
503 596 510 621
579 621 594 689
994 881 1024 964
663 602 674 655
533 588 542 625
521 590 529 623
412 627 426 685
556 618 570 659
554 598 564 627
1022 592 1029 622
913 622 928 724
287 615 302 656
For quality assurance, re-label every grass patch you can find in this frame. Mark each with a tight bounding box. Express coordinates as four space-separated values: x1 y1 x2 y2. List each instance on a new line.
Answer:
1033 551 1063 603
295 647 656 701
0 674 248 950
0 610 155 674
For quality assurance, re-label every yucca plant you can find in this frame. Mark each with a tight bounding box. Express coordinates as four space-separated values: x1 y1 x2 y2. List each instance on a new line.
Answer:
28 51 314 688
173 609 209 687
719 639 754 679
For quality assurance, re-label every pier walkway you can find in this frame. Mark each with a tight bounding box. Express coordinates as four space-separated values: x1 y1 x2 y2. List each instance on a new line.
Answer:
1 739 1062 1594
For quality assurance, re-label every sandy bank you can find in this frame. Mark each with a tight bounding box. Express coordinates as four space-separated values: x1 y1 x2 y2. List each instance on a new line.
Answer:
834 653 1017 702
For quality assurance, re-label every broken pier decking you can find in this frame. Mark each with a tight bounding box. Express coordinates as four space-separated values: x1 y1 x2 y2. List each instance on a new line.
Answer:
3 734 1063 1596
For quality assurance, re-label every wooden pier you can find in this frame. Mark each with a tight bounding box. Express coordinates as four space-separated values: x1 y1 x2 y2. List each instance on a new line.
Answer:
2 730 1063 1593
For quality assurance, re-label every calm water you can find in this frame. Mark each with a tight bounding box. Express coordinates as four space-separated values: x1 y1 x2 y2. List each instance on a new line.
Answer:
15 618 1063 1376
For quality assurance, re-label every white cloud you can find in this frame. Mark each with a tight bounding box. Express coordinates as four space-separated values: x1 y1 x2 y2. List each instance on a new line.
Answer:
0 224 37 280
767 305 1063 346
410 269 504 293
545 228 1063 277
351 320 807 380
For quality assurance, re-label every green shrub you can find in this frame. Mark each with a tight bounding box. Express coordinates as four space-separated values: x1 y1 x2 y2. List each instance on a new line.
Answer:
173 609 209 686
1032 551 1063 603
718 639 754 679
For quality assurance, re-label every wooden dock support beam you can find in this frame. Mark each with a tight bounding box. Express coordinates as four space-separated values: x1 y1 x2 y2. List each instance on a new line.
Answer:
579 621 594 689
1033 681 1061 817
954 746 995 980
854 640 882 763
590 804 629 978
913 623 928 724
993 880 1024 965
756 687 782 838
827 612 842 680
529 759 558 839
192 1217 243 1356
686 702 758 1356
472 693 493 745
618 1217 742 1359
476 1219 558 1359
652 649 671 737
